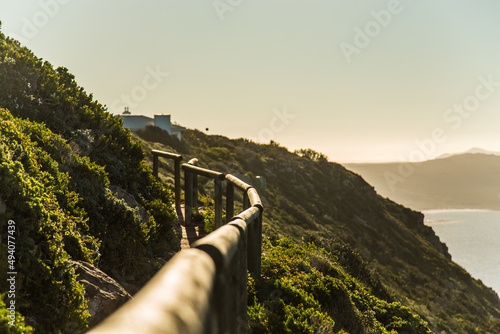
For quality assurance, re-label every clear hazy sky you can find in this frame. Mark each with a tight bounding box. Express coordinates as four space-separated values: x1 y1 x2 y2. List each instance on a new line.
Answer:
1 0 500 162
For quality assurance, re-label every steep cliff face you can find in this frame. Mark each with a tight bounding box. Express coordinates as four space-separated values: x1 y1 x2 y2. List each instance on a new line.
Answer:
137 127 500 333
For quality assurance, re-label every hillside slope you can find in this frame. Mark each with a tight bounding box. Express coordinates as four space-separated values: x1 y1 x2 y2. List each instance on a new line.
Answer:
345 153 500 211
1 26 499 333
0 31 179 332
136 127 500 334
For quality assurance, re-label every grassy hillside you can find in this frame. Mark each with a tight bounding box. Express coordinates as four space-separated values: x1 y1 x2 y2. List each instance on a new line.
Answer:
345 154 500 211
136 126 500 334
0 31 179 332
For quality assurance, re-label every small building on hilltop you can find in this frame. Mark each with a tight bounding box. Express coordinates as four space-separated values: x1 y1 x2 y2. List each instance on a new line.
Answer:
119 107 186 140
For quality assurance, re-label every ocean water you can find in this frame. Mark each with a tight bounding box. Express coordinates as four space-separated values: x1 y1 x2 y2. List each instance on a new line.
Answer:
424 210 500 295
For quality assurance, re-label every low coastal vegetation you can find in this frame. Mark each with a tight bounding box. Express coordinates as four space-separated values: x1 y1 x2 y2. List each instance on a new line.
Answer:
249 238 431 333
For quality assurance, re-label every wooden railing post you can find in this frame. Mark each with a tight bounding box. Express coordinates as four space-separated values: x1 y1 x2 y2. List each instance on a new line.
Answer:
236 206 262 278
224 174 263 277
243 192 250 210
247 187 263 277
228 219 248 334
151 150 183 212
193 222 248 334
174 159 181 210
214 178 223 229
193 173 199 214
256 212 262 276
187 158 199 217
185 169 193 225
226 182 235 224
153 154 159 178
247 218 258 277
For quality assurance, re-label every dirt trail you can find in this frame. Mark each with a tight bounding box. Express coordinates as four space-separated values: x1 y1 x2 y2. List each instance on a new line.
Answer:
176 205 208 249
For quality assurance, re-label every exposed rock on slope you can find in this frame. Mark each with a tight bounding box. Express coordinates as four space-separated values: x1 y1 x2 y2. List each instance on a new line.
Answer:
72 261 132 327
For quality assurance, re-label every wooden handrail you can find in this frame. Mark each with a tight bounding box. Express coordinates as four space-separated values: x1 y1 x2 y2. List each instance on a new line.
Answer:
231 206 262 275
225 174 252 191
247 188 262 210
182 163 225 180
192 220 248 333
88 150 263 334
152 149 183 161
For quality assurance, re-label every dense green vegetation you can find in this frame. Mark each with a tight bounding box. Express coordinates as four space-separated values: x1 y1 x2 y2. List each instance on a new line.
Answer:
0 30 179 332
136 126 500 334
249 238 431 333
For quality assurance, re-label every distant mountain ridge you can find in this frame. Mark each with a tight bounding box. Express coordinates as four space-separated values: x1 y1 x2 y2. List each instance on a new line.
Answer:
345 151 500 211
436 147 500 159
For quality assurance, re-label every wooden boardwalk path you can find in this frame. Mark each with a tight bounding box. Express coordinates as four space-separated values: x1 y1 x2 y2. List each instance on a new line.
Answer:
175 205 208 250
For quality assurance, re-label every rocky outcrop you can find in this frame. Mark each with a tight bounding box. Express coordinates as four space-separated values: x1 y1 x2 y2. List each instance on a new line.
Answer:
109 184 182 239
71 261 132 327
109 184 151 224
397 207 452 260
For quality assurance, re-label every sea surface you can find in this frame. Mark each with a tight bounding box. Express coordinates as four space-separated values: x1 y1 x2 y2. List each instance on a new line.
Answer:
424 209 500 295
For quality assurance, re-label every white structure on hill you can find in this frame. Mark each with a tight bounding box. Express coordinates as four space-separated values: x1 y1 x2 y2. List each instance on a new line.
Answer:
119 107 185 140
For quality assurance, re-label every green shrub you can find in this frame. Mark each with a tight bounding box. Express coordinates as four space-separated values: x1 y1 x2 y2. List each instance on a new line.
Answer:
0 111 92 332
0 296 34 333
249 238 432 334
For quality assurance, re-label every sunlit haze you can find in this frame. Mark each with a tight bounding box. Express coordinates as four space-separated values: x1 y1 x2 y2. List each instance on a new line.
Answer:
2 0 500 163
